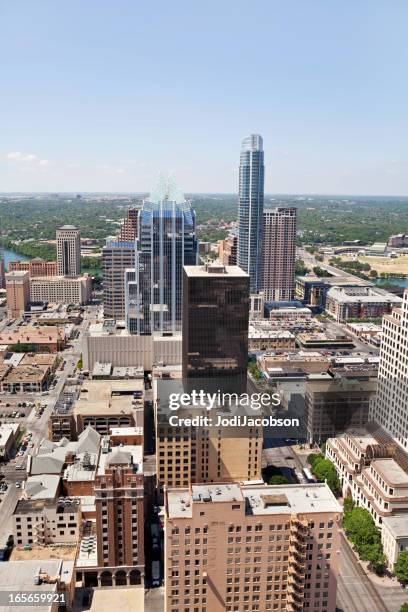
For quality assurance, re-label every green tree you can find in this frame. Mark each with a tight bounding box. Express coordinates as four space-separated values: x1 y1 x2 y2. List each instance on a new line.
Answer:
295 259 309 276
312 266 326 277
308 456 340 494
311 457 340 494
343 498 355 514
268 475 288 485
399 604 408 612
248 362 262 380
343 506 386 574
395 552 408 583
307 453 321 467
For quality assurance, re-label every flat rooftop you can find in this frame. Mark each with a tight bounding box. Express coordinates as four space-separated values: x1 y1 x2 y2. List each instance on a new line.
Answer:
3 364 49 383
242 483 341 515
74 379 143 416
63 453 97 482
0 326 65 345
372 459 408 486
89 586 144 612
382 514 408 538
20 353 58 366
184 264 249 278
14 498 45 515
344 429 378 451
327 285 402 304
0 559 74 612
109 427 143 436
167 482 341 518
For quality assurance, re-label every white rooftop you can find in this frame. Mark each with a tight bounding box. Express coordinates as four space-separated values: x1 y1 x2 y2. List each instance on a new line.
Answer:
167 483 341 519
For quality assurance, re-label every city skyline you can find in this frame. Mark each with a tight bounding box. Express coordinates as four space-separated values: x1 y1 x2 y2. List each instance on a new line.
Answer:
1 1 408 195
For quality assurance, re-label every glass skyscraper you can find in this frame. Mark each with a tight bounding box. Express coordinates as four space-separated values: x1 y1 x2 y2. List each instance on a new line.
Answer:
237 134 265 293
126 177 198 335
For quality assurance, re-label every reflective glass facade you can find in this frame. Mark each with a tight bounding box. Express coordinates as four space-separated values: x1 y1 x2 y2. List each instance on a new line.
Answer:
182 265 250 380
128 199 197 334
238 134 264 293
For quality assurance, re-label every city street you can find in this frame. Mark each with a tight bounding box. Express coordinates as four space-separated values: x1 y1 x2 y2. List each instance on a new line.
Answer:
336 532 407 612
0 306 96 548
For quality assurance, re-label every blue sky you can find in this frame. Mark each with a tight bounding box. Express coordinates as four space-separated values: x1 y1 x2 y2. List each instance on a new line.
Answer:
1 0 407 194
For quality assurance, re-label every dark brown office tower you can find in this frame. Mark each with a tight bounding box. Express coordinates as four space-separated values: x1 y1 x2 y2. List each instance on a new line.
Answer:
262 206 297 301
182 264 250 379
94 448 144 584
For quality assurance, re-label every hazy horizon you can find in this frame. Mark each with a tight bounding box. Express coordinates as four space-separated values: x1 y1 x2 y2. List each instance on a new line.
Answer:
1 1 407 194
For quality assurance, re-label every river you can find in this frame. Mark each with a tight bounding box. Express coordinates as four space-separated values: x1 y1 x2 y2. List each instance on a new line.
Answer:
374 277 408 288
1 248 30 270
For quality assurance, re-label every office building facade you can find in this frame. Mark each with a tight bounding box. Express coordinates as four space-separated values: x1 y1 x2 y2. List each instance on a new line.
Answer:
128 181 197 335
5 270 30 317
165 482 341 612
102 241 135 319
182 264 250 379
219 230 238 266
118 206 140 242
29 275 91 305
238 134 264 293
94 449 144 582
57 225 81 277
370 289 408 450
262 207 297 301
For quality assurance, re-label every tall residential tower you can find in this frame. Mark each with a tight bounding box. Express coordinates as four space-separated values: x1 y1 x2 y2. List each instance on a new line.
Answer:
238 134 264 293
56 225 81 277
262 206 297 301
370 289 408 450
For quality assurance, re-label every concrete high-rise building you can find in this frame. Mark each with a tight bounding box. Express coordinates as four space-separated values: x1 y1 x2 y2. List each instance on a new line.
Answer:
370 289 408 450
127 177 198 335
305 375 375 445
156 391 262 487
56 225 81 277
238 134 264 293
118 207 140 242
102 241 135 319
219 229 238 266
94 445 144 584
5 271 30 318
262 207 297 301
182 264 249 379
29 275 91 305
164 482 341 612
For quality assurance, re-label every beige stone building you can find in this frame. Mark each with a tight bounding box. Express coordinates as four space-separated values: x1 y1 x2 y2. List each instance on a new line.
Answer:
30 274 91 305
5 270 30 317
248 323 296 351
157 420 261 489
13 498 80 546
327 427 408 570
82 320 182 371
164 482 341 612
50 379 143 441
56 225 81 277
